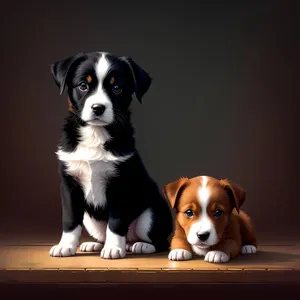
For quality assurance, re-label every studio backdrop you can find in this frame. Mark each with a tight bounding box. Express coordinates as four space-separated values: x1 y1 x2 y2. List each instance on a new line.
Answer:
1 0 299 243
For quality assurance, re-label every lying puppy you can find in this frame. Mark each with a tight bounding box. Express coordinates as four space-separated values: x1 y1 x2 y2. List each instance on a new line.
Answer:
164 175 257 263
49 51 173 259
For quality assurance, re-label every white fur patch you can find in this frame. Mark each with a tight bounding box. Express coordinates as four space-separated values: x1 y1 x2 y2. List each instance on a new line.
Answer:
81 54 114 125
204 250 229 263
187 176 218 247
191 245 210 256
199 176 209 203
56 125 132 209
100 226 126 259
241 245 257 255
168 249 192 261
83 212 107 242
50 225 81 257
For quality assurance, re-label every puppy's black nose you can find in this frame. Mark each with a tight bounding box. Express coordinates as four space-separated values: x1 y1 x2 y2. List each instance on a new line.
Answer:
91 104 106 116
197 231 210 242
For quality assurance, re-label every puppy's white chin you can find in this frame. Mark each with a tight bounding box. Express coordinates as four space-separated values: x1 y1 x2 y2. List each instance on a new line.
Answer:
193 244 210 249
192 245 210 256
86 119 110 126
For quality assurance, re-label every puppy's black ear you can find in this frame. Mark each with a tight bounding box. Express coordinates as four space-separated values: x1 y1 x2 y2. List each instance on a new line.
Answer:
51 53 86 95
163 177 189 209
219 179 246 213
121 57 152 103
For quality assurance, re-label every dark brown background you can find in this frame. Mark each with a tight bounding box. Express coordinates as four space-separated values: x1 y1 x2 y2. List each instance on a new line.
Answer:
1 0 299 244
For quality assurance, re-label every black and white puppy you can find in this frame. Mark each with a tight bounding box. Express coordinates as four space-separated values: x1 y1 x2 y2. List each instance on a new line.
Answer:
49 51 174 259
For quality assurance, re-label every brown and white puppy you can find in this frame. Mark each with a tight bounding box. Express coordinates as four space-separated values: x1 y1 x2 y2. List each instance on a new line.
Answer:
164 175 257 263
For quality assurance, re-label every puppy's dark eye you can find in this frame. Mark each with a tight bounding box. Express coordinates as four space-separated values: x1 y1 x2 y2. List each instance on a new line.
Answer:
184 209 194 218
112 85 122 95
214 209 223 219
78 82 89 92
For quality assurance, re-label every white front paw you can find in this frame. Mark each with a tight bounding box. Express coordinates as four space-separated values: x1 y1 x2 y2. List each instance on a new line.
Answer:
49 244 77 257
204 251 229 263
100 245 126 259
168 249 192 261
241 245 257 255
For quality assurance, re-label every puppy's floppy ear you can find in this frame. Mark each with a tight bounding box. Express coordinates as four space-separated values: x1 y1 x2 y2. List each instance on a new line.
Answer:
120 56 152 103
163 177 189 209
219 179 246 213
51 52 86 95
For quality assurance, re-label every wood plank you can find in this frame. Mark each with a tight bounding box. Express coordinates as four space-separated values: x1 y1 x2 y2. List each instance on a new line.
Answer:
1 269 299 283
1 245 300 270
1 233 299 247
0 245 300 283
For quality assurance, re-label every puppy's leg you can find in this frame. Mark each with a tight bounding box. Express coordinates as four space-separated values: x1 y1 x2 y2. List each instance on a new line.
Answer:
126 219 142 253
129 209 157 254
206 239 240 263
80 213 106 252
50 165 85 257
239 210 258 255
100 215 128 259
205 217 242 264
148 198 174 254
168 221 193 261
143 198 174 255
130 197 174 255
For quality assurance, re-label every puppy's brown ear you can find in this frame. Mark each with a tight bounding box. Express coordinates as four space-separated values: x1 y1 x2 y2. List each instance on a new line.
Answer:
163 177 189 209
219 179 246 213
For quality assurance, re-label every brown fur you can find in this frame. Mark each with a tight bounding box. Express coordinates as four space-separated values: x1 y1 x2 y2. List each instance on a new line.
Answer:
86 75 92 83
67 76 92 113
67 97 76 113
110 76 115 84
164 176 257 260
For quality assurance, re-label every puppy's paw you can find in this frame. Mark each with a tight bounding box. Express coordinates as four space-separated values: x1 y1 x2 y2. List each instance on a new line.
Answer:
49 244 77 257
168 249 192 261
204 250 229 263
80 242 104 252
100 245 126 259
126 243 133 252
241 245 257 255
131 242 156 254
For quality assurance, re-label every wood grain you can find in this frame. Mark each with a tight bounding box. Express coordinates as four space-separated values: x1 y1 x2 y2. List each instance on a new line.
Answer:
0 245 299 283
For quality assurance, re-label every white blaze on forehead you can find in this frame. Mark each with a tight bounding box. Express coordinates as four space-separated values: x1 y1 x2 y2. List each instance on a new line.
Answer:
96 54 111 83
199 176 210 206
80 53 114 124
197 176 211 232
187 176 219 247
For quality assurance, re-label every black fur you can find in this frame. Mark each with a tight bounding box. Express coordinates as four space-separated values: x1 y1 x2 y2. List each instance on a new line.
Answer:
51 51 174 254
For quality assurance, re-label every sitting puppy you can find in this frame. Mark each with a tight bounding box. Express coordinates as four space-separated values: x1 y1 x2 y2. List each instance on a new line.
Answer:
164 175 257 263
49 51 173 259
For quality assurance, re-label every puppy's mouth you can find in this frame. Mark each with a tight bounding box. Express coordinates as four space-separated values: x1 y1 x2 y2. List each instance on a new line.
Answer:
85 118 109 126
193 243 210 249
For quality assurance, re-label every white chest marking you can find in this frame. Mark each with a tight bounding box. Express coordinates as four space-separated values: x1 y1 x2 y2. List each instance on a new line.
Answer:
56 125 132 208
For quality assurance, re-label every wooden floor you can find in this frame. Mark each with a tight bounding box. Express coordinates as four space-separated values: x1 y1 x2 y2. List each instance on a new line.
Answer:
1 241 300 284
